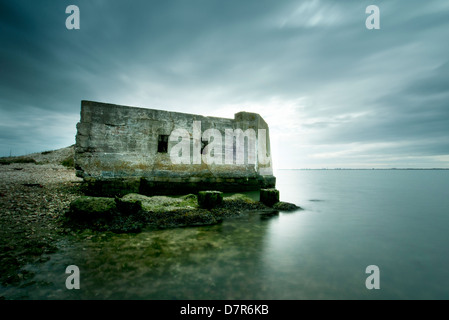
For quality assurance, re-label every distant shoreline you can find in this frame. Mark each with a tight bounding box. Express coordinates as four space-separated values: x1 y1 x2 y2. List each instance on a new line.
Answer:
2 146 448 171
277 168 449 170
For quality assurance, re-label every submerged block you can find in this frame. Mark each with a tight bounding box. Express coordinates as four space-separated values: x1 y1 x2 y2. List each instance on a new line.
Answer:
273 201 301 211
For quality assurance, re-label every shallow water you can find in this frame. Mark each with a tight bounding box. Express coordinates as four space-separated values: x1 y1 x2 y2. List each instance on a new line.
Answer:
2 170 449 299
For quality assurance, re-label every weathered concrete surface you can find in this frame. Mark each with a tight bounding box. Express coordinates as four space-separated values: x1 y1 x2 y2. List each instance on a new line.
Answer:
75 100 275 196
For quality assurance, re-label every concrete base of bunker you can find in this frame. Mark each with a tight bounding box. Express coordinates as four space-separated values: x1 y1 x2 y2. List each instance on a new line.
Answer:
81 177 140 197
81 175 276 197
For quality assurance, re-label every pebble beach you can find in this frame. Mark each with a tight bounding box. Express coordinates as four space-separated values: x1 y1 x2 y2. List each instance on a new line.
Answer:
0 147 82 288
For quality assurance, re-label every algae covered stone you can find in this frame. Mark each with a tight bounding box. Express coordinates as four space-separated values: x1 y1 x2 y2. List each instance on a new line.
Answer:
121 193 198 212
198 191 223 209
69 196 116 216
272 201 301 212
115 196 143 214
260 188 280 207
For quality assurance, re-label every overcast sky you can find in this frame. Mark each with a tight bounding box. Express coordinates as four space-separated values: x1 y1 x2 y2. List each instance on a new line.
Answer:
1 0 448 168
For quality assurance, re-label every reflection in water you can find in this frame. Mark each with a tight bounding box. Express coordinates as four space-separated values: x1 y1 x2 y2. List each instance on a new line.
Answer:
3 212 277 300
3 170 449 300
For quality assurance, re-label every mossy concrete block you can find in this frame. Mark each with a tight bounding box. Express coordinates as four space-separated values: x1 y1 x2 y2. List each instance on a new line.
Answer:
69 196 116 216
120 193 198 212
198 191 223 209
260 188 280 207
115 197 143 215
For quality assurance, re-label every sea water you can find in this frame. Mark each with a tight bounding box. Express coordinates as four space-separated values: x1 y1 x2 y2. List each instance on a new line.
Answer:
2 170 449 299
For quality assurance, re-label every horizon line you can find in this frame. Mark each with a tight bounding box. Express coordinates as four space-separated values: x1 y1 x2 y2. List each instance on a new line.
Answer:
276 168 449 170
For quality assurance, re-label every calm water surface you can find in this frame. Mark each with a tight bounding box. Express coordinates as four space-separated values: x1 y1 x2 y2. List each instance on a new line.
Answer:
2 170 449 299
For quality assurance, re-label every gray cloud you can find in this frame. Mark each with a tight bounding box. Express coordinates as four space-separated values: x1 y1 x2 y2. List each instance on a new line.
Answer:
1 0 448 167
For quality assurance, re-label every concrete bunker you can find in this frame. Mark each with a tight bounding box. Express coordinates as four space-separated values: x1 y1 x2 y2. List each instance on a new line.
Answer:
75 100 276 196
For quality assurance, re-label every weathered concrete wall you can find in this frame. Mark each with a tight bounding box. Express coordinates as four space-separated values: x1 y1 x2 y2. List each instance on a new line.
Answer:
75 100 275 196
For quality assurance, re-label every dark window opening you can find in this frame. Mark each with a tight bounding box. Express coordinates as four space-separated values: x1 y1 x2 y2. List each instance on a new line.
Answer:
201 140 208 155
158 135 169 153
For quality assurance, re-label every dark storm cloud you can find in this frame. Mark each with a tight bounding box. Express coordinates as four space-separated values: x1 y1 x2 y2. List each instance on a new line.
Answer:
273 0 449 167
311 59 449 156
1 0 448 167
